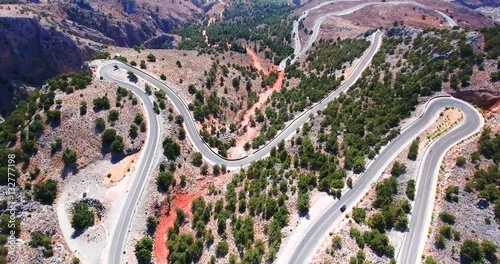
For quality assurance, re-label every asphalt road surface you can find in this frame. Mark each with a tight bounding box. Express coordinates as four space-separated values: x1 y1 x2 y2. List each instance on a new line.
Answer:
398 98 482 263
98 65 162 264
279 97 482 264
280 0 458 69
100 30 382 264
98 2 464 263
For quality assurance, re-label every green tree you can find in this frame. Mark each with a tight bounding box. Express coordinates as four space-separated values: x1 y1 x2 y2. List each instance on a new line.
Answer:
147 53 156 62
461 239 484 263
93 96 110 110
352 207 366 223
71 202 94 230
390 161 406 177
408 138 419 160
406 179 416 200
216 241 229 257
95 117 106 131
162 137 181 160
80 101 87 115
192 152 203 166
146 216 159 235
108 110 120 121
61 148 77 165
34 179 58 205
135 236 153 264
156 171 175 192
439 212 456 225
481 240 497 261
111 136 125 153
101 129 117 144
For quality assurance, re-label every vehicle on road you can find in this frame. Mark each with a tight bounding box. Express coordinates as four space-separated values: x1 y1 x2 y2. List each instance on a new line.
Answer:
340 205 346 212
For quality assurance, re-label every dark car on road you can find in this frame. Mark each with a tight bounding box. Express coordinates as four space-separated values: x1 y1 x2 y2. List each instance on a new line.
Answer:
340 205 346 212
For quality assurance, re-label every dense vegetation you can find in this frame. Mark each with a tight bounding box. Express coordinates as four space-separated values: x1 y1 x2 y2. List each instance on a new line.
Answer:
307 38 370 74
176 0 293 65
480 25 500 59
470 127 500 218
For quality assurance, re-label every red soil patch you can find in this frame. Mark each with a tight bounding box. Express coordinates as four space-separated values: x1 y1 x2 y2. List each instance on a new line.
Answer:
228 50 286 158
153 192 202 264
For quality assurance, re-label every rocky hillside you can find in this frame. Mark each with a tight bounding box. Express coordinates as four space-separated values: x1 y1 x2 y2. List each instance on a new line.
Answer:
0 16 97 115
454 0 500 8
0 0 214 116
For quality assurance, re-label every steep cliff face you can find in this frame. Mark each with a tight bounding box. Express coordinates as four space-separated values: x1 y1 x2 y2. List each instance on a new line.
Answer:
0 17 95 113
62 4 180 47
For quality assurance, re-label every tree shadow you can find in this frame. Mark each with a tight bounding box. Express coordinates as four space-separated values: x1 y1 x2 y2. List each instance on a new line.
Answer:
70 228 85 239
60 164 78 179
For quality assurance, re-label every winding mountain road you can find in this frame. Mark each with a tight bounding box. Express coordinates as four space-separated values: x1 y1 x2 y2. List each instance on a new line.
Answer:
280 0 459 69
398 99 483 263
96 1 481 264
278 97 483 264
100 30 382 264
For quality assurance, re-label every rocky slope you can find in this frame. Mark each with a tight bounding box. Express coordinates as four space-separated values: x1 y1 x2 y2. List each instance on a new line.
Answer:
0 16 97 114
0 0 209 116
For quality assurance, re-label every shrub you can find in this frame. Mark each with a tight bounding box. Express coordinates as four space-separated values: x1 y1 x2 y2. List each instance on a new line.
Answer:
445 185 459 203
134 113 144 125
93 96 110 110
95 117 106 131
406 179 416 200
216 241 229 257
461 239 484 263
101 130 117 146
390 161 406 177
61 148 78 165
135 236 153 264
162 137 181 160
110 136 125 153
46 110 61 124
435 233 446 249
71 202 94 230
192 152 203 166
456 156 466 167
108 110 120 121
146 216 159 235
29 231 52 249
156 171 175 192
80 101 87 115
481 240 497 261
129 124 139 138
147 53 156 62
439 212 456 225
408 138 419 160
352 207 366 223
34 180 58 205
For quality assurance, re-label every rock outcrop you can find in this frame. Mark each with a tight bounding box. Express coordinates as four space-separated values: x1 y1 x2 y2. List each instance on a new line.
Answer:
0 17 96 113
62 4 180 47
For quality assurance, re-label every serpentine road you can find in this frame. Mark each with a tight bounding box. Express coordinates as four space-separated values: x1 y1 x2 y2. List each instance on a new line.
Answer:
279 96 483 264
100 30 382 264
280 0 459 69
97 1 478 263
